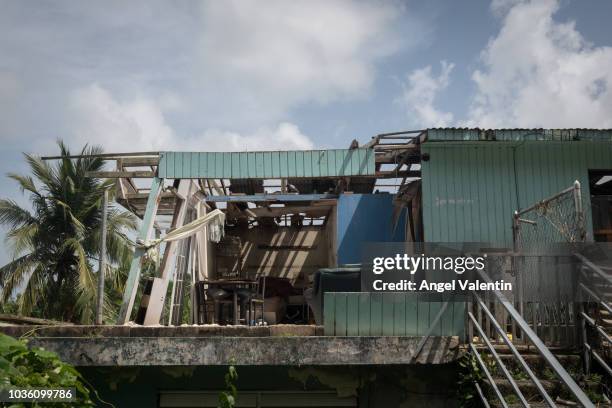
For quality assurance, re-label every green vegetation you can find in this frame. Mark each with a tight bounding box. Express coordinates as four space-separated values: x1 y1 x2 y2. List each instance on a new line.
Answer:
218 365 238 408
0 142 136 323
457 353 485 407
0 333 96 407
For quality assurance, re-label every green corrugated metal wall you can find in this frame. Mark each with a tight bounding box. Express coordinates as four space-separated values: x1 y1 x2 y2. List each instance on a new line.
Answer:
428 128 612 142
323 292 465 337
421 141 612 245
158 149 375 179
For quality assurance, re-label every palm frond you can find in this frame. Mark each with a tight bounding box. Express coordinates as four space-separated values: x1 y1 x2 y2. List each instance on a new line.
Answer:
107 209 138 231
24 154 56 190
48 197 86 236
65 237 97 323
0 199 35 228
5 223 38 257
7 173 40 196
0 254 36 302
17 264 45 317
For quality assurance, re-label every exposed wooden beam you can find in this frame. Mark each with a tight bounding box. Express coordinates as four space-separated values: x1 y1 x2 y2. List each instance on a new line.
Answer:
42 152 160 160
248 205 332 217
375 170 421 179
86 170 156 178
206 193 337 202
123 191 176 200
120 157 160 166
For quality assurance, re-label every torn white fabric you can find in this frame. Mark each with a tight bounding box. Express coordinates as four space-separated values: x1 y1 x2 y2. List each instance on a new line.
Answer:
138 209 225 264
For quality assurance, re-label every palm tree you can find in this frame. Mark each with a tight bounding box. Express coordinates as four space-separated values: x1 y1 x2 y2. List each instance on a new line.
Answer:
0 141 137 323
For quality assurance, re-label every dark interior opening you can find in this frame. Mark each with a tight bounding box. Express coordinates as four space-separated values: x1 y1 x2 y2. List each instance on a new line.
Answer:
589 170 612 242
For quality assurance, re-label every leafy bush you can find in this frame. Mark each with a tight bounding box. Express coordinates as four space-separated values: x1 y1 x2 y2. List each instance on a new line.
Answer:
0 333 95 407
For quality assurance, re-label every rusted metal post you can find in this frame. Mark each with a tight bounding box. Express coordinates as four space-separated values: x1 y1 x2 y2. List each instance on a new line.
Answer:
96 188 108 325
573 180 585 241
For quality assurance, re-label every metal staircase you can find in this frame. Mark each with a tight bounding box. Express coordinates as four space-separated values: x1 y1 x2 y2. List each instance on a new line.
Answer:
466 182 611 407
467 262 608 407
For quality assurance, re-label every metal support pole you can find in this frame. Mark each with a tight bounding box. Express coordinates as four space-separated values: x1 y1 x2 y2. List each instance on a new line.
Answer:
96 188 109 325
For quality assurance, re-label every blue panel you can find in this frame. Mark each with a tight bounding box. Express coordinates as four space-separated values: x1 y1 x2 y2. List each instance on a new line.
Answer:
336 194 406 264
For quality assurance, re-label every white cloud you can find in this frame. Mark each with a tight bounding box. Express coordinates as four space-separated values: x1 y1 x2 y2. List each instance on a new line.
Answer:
0 1 417 152
399 0 612 129
196 0 407 122
199 123 313 152
399 61 455 127
467 0 612 128
68 84 313 152
69 84 176 152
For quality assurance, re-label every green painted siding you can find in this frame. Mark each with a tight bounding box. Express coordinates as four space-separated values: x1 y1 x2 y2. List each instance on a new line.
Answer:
427 128 612 142
323 292 465 337
158 149 375 179
421 141 612 245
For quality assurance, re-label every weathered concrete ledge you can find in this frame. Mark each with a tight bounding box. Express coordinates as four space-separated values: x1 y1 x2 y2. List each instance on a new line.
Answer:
0 324 323 338
26 336 461 366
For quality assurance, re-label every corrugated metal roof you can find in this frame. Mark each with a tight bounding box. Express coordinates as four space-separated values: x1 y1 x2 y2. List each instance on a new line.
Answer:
157 149 375 179
426 128 612 142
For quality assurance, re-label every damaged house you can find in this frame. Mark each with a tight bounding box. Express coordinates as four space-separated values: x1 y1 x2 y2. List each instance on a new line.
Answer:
2 128 611 407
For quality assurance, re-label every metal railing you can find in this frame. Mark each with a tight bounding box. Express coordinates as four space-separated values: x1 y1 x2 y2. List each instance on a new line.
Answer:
469 267 595 408
576 253 612 378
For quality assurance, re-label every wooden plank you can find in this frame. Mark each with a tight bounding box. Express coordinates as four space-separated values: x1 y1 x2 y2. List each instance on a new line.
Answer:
358 293 371 336
0 314 73 326
86 171 155 178
248 206 332 217
120 157 160 166
346 293 359 336
123 192 176 200
205 194 337 202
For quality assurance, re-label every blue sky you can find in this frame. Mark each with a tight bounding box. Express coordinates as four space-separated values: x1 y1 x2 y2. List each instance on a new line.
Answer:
1 0 612 264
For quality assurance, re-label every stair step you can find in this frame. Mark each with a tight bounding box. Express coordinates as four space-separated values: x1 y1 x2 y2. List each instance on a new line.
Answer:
475 344 573 355
482 379 602 402
496 354 580 364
